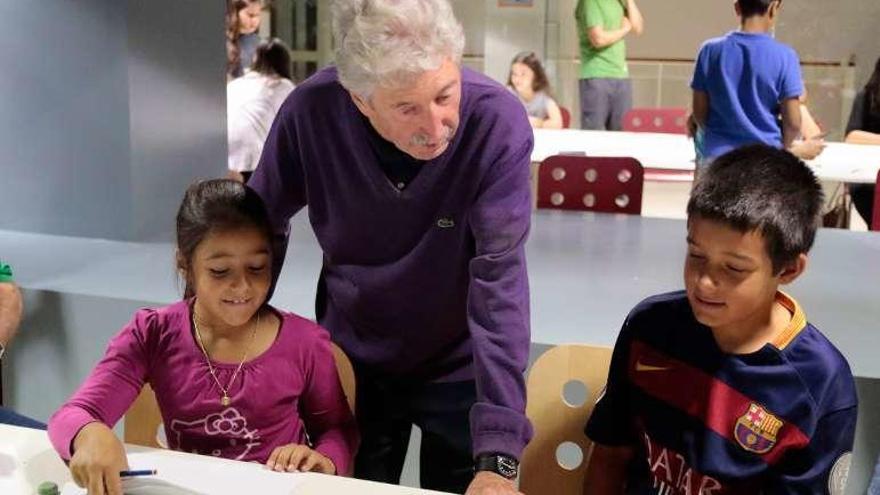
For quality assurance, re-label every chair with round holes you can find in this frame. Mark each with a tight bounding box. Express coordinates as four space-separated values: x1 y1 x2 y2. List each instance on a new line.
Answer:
519 344 613 495
559 106 572 129
622 107 688 135
536 155 644 214
123 342 357 448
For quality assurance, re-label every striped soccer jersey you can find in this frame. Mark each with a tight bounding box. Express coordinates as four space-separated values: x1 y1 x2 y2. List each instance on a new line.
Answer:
586 291 857 494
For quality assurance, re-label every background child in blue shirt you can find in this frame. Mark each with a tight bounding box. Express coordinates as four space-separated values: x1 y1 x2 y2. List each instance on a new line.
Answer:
583 145 857 494
689 0 803 163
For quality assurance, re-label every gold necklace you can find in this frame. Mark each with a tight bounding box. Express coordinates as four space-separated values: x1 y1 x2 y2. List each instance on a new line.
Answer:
192 308 260 407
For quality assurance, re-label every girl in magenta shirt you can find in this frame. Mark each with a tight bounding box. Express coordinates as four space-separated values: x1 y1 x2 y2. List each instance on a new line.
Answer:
48 179 358 494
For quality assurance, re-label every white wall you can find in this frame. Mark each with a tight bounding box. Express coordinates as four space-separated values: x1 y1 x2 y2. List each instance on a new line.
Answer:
483 0 548 84
457 0 879 134
0 1 133 239
0 0 226 241
546 0 880 85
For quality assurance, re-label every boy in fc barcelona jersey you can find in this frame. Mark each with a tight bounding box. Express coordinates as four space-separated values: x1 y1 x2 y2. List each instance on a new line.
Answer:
584 145 857 494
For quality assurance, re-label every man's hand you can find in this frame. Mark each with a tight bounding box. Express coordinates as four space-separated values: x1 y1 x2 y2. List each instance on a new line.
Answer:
0 282 23 348
465 471 523 495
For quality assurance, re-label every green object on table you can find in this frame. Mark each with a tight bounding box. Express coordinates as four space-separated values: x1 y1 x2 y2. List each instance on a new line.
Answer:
0 262 12 283
37 481 59 495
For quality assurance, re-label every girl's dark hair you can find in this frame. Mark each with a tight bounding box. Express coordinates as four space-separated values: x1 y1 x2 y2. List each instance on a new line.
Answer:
251 38 292 80
176 179 273 298
226 0 264 78
865 56 880 117
507 51 552 95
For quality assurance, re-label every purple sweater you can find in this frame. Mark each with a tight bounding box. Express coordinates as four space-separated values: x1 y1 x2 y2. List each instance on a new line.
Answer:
48 301 358 475
249 66 534 458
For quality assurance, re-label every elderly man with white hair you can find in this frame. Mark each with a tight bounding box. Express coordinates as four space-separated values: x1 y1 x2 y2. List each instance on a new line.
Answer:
249 1 532 493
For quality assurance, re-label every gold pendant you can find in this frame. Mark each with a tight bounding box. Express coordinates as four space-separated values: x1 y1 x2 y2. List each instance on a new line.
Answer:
221 395 231 406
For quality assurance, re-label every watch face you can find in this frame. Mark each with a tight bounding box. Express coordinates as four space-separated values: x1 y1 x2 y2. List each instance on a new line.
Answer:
497 456 518 479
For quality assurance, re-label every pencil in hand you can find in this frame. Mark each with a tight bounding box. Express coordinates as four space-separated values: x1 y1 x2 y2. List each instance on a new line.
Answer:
119 469 158 478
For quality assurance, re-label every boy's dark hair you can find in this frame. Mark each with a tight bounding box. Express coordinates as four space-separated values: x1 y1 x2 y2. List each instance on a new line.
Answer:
176 179 273 297
251 38 292 80
737 0 779 18
687 145 823 273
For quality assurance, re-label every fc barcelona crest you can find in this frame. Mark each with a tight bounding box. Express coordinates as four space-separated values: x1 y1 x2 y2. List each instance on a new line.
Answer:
735 403 783 454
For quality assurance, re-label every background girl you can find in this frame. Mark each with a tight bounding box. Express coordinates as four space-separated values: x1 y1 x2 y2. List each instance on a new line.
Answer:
226 0 264 80
507 51 564 129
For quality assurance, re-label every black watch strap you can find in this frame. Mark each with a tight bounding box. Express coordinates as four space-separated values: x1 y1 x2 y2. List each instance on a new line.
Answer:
474 453 519 480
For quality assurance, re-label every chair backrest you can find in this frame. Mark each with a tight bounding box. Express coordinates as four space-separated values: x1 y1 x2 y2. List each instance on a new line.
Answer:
331 341 357 413
872 170 880 231
536 155 644 214
123 342 357 448
519 344 613 495
623 107 688 134
559 106 572 129
124 383 164 448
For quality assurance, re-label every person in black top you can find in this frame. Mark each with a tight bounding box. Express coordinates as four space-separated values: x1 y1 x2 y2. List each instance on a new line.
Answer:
845 56 880 226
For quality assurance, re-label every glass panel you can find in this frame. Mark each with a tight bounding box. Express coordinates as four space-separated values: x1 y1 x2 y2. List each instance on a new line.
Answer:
290 0 317 52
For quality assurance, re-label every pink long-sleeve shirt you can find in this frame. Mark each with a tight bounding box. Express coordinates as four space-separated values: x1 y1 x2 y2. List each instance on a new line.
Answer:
48 300 359 475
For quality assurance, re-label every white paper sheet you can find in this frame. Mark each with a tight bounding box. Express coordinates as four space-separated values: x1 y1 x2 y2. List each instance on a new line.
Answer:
60 451 305 495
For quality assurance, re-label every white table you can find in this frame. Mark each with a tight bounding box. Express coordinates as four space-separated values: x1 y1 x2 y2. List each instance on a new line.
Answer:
531 128 880 184
531 128 696 171
0 424 448 495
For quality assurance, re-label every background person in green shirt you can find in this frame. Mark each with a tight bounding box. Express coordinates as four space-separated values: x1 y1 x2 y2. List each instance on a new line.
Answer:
575 0 644 130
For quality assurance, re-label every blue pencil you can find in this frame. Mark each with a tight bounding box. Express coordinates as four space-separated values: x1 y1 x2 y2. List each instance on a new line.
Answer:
120 469 157 478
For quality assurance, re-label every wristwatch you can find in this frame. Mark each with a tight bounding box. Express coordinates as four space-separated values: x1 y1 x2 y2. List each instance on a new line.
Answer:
0 342 5 360
474 453 519 480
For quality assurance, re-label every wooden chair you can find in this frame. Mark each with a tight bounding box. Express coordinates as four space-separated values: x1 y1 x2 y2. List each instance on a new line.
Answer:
519 344 613 495
123 342 356 448
872 170 880 231
536 155 644 214
124 382 165 448
623 107 688 135
559 106 572 129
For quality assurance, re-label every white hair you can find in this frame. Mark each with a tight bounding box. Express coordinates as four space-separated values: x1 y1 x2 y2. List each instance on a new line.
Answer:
331 0 465 98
